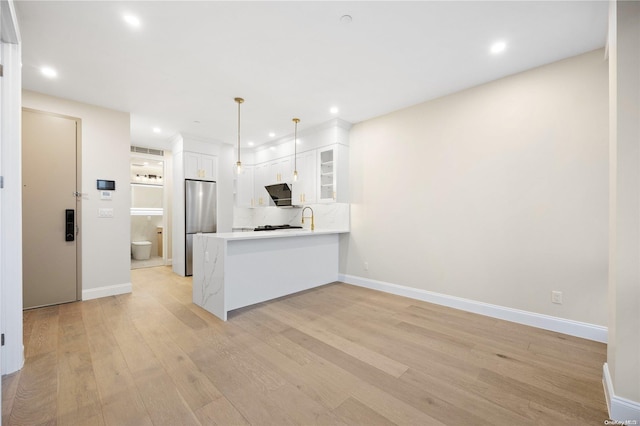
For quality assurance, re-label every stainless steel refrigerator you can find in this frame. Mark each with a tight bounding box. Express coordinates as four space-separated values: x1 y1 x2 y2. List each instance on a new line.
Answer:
185 179 217 276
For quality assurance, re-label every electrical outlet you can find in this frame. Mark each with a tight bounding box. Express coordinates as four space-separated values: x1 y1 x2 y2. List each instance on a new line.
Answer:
364 261 369 271
551 291 563 304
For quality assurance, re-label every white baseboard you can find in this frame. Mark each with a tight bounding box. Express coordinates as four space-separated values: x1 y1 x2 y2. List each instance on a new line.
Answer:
82 282 132 301
338 274 607 343
603 363 640 422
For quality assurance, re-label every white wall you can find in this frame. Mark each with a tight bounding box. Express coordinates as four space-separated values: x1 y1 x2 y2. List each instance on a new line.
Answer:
22 90 132 299
342 49 608 326
606 0 640 418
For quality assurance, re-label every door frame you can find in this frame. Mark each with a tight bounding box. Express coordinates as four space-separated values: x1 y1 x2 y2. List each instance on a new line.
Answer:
1 0 24 376
22 107 82 305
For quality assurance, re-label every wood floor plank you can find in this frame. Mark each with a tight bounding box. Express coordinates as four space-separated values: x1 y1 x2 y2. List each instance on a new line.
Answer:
477 367 608 423
133 317 225 412
266 383 345 425
281 327 491 425
332 396 395 426
134 370 201 426
349 380 447 425
262 303 410 378
57 307 104 426
24 306 59 359
230 321 355 410
99 391 153 426
1 371 20 426
2 267 610 425
8 352 58 425
194 395 250 425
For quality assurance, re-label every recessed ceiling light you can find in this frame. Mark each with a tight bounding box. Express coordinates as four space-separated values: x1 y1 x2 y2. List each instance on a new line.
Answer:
40 66 57 78
248 141 255 147
330 106 339 114
143 162 149 166
152 127 161 134
490 41 507 55
123 14 141 28
157 162 163 165
270 146 276 150
340 15 353 24
268 132 275 138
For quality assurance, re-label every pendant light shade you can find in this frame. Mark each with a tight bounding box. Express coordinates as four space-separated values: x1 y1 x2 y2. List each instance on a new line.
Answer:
292 118 300 181
234 97 244 174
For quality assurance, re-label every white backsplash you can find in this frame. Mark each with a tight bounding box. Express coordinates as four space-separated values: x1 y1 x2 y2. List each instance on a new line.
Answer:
233 203 350 231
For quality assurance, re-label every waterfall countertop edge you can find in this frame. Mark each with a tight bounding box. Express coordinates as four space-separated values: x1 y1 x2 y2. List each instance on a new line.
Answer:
194 229 349 241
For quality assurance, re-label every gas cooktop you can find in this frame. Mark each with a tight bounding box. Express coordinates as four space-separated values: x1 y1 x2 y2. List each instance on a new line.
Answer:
253 224 303 231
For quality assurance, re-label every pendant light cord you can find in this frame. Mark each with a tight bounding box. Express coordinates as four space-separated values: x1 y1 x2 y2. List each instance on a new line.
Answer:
293 118 300 180
234 97 244 171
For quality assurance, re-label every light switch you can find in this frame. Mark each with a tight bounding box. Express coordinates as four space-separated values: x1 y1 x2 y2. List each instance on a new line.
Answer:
98 208 114 218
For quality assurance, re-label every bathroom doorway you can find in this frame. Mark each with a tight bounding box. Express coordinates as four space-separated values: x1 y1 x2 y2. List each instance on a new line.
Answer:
130 149 166 269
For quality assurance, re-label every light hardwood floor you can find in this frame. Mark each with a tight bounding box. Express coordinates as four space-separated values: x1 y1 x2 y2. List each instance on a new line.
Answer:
2 266 609 425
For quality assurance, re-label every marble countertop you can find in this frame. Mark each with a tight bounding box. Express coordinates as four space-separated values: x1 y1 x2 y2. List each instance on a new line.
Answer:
195 228 349 241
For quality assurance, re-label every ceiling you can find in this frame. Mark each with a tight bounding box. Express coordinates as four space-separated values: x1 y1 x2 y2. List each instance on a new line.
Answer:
16 1 608 150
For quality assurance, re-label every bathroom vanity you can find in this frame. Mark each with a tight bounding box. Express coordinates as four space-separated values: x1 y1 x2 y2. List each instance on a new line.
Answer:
192 229 348 321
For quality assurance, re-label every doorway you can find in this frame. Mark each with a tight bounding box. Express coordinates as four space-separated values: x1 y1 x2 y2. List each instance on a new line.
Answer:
22 108 81 309
130 152 165 269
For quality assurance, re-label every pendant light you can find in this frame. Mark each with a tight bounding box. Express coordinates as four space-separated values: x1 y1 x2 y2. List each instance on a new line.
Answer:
292 118 300 181
234 97 244 174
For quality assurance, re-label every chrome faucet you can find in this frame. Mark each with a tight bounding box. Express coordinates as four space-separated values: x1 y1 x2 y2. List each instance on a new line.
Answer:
301 206 315 231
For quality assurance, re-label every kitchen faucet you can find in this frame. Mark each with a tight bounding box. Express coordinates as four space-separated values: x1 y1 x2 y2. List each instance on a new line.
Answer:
301 206 315 231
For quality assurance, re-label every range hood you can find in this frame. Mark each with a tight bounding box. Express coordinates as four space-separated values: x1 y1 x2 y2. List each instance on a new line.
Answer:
265 183 292 207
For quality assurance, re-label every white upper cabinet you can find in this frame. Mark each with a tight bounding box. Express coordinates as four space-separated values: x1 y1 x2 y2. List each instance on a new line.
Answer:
185 152 217 181
235 166 254 208
268 156 293 184
317 144 348 203
292 150 317 205
253 162 270 206
244 119 351 207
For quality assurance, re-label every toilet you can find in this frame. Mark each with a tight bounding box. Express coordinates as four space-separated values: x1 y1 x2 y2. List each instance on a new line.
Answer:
131 241 152 260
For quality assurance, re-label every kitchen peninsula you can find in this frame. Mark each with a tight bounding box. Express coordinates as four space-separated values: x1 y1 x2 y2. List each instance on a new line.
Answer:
192 228 348 320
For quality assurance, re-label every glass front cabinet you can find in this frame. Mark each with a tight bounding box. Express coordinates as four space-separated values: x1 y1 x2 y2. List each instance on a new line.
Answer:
317 144 348 203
